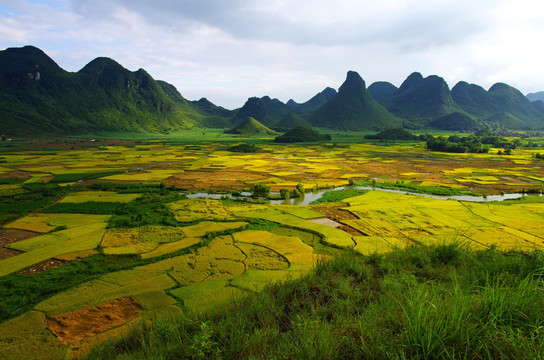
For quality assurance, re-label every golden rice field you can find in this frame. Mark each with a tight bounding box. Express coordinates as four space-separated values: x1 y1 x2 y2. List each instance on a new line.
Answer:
1 139 543 194
0 136 543 359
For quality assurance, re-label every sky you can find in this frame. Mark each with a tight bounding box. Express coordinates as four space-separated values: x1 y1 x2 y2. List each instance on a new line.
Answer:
1 0 543 109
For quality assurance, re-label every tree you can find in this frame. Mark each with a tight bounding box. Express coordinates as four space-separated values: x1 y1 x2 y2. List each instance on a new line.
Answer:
250 184 270 199
280 188 290 199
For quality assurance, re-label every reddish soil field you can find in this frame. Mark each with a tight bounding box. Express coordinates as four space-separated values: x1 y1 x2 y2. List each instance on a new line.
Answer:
165 169 268 191
338 225 364 237
0 229 39 260
20 259 71 275
311 203 358 221
45 297 142 345
0 247 20 260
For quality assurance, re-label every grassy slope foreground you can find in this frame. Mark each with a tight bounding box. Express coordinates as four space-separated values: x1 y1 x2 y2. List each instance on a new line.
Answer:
87 245 544 360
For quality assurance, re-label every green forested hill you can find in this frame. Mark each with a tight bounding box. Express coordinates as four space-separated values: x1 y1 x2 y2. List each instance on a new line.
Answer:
274 112 311 131
367 81 398 101
310 71 400 130
0 46 227 136
380 72 465 128
225 117 279 135
291 87 337 118
451 81 544 129
2 45 543 136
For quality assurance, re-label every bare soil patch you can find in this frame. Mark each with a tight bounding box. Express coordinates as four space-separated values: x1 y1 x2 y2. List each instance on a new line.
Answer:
0 229 39 260
45 297 142 345
20 259 71 275
311 203 358 221
311 204 363 236
0 247 20 260
20 250 100 275
338 225 364 237
308 218 343 227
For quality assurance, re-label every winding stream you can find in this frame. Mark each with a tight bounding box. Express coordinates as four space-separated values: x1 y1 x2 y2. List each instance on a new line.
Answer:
185 186 540 206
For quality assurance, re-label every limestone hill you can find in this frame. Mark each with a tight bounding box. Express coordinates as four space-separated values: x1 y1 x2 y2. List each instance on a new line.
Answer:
225 117 279 135
310 71 400 131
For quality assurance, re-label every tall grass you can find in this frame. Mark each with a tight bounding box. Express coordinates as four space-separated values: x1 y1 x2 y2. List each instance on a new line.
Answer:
86 244 544 360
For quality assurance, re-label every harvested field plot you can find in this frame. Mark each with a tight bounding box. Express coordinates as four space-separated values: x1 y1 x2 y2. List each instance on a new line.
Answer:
44 297 142 345
0 228 39 260
0 214 109 277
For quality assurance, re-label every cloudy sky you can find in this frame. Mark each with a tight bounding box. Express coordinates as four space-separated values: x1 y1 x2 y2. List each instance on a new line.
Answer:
1 0 543 109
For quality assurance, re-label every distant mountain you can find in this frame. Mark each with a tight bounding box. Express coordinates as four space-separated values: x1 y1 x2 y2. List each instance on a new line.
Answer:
450 82 496 118
229 97 269 126
527 91 544 102
260 96 293 125
274 112 311 131
189 98 233 128
0 45 227 136
2 45 542 135
452 81 544 129
230 96 296 127
225 117 279 135
487 83 543 128
368 81 398 101
286 99 299 110
291 87 337 118
380 72 463 128
532 101 544 114
310 71 400 131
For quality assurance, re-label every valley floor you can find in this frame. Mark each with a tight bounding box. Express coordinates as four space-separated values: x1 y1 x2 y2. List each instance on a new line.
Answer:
0 134 543 359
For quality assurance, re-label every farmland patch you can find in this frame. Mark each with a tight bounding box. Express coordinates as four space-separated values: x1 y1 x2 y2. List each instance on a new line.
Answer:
44 297 142 345
168 198 233 222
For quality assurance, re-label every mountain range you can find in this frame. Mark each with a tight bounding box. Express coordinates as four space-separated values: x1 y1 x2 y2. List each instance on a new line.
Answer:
0 45 543 136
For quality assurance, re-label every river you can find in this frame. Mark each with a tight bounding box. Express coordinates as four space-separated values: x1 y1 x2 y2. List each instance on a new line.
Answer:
184 186 540 206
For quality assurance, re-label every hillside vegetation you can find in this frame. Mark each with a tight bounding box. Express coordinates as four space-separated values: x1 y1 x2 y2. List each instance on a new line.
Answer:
0 46 226 136
310 71 400 130
225 117 279 135
380 72 465 128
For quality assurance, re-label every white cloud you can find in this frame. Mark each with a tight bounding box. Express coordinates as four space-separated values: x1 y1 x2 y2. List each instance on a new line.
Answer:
0 0 543 108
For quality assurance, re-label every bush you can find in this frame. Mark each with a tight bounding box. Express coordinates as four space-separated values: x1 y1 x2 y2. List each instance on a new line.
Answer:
280 188 290 199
